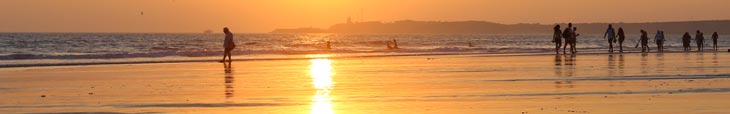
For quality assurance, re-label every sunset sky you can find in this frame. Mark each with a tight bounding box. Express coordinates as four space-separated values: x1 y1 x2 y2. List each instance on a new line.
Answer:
1 0 730 33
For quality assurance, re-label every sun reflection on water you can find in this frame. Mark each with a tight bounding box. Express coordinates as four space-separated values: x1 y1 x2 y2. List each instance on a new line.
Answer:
309 57 334 114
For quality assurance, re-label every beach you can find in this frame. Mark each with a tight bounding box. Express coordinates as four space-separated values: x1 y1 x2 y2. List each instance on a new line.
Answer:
0 52 729 114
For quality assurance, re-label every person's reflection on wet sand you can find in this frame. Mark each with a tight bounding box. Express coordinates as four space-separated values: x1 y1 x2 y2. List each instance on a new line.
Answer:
565 54 576 66
618 54 625 76
607 54 618 87
640 53 649 74
554 55 563 66
698 53 706 73
655 53 665 73
223 61 234 101
554 55 563 81
608 54 616 76
554 55 575 89
713 53 718 73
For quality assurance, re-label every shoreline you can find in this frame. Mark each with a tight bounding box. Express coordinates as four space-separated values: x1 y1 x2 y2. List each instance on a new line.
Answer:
0 50 726 68
0 50 730 68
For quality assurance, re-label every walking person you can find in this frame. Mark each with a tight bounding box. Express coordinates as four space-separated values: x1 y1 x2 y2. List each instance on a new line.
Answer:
552 25 563 54
655 30 665 52
603 24 616 53
617 28 626 52
712 32 719 51
220 27 235 62
562 23 574 54
696 30 704 51
636 30 650 52
682 32 692 51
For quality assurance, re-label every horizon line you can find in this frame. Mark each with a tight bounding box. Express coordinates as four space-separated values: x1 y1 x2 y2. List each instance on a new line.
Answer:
3 19 730 33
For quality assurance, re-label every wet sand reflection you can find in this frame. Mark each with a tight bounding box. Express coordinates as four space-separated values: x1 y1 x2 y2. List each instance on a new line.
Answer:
223 61 234 102
309 57 335 114
553 55 575 89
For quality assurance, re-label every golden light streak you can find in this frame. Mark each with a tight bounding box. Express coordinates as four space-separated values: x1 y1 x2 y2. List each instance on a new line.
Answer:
309 56 335 114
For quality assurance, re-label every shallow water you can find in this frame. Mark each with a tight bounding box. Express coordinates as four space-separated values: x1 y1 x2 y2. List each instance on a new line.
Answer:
2 33 727 67
0 52 728 113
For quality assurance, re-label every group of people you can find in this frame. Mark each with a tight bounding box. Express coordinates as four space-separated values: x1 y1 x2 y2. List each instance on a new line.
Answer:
552 23 581 54
552 23 722 55
636 29 720 52
681 31 720 51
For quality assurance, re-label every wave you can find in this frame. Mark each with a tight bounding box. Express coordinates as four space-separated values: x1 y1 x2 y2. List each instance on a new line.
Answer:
0 46 717 68
0 46 565 60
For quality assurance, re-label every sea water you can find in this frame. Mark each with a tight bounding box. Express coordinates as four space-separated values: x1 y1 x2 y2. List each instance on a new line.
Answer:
0 33 725 67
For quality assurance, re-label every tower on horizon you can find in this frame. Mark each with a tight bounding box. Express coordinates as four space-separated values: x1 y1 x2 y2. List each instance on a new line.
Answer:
347 16 353 24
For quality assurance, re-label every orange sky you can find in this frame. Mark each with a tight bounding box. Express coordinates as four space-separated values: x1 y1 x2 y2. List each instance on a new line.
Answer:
1 0 730 33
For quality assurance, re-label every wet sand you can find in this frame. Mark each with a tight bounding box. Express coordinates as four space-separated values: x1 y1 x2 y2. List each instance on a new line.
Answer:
1 52 729 114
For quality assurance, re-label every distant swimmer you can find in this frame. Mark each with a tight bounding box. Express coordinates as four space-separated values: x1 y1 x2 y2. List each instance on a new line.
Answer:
603 24 616 53
219 27 235 62
617 27 626 52
392 39 399 49
552 25 562 54
325 41 332 49
712 32 719 51
682 32 692 51
387 39 399 50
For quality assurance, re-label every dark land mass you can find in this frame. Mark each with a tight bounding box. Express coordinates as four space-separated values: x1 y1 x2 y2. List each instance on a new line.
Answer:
271 20 730 35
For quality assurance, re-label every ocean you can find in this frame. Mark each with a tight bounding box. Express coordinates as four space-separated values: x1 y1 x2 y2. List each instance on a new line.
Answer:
0 33 725 67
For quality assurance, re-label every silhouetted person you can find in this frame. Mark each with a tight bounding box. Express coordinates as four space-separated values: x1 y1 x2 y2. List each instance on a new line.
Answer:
636 30 650 52
392 39 399 49
682 32 692 51
603 24 616 53
696 30 704 51
712 32 719 51
552 25 562 54
561 23 574 54
617 28 626 52
220 27 235 62
325 41 332 49
654 30 665 52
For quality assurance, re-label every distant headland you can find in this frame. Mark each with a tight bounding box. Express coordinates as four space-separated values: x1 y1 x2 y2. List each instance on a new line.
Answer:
271 20 730 34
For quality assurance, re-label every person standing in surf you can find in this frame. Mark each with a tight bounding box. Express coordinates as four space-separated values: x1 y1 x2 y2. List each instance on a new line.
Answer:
220 27 235 62
696 30 704 51
617 28 626 52
712 32 719 51
637 30 650 52
552 25 562 54
682 32 692 51
654 30 665 52
603 24 616 53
